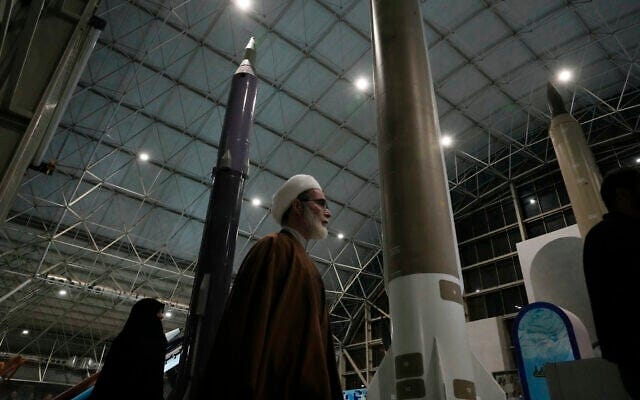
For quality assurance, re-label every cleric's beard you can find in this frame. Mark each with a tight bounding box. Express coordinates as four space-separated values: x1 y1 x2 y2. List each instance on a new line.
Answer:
304 205 328 239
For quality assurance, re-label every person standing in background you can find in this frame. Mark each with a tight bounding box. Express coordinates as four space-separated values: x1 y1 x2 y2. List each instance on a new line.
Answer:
583 167 640 399
89 298 167 400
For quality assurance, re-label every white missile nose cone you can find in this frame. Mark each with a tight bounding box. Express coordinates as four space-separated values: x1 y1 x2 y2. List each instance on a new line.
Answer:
244 37 256 64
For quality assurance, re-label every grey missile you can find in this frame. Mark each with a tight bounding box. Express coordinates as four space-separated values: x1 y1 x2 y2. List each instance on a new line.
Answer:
367 1 479 399
173 37 258 400
547 82 607 238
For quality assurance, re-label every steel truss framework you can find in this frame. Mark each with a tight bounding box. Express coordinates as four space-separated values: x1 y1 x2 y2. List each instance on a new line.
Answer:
0 0 639 385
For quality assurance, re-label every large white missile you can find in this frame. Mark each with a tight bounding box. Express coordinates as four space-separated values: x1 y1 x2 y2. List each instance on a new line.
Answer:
547 83 607 238
368 1 479 399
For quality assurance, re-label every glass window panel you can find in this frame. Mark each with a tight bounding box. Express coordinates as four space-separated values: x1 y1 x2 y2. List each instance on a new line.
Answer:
522 196 540 218
463 268 482 293
520 285 529 304
487 206 504 230
473 212 489 235
502 286 523 314
492 232 511 256
514 257 523 280
564 210 576 226
544 213 565 232
467 296 486 321
539 188 560 212
519 183 535 198
496 259 517 284
536 180 554 192
486 292 504 317
507 229 522 251
456 218 473 241
526 220 546 237
459 244 477 266
558 184 570 205
480 265 499 289
503 202 517 224
477 238 493 260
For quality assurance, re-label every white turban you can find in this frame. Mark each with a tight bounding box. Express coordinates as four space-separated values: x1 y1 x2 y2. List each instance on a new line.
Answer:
271 175 321 225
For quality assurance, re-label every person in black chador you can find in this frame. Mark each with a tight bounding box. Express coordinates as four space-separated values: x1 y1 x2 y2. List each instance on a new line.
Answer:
89 298 167 400
583 167 640 399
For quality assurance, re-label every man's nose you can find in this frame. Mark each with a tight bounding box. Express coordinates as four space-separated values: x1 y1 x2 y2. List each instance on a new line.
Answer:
324 208 332 218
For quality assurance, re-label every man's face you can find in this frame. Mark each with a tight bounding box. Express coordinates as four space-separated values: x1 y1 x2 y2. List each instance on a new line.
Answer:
301 189 331 239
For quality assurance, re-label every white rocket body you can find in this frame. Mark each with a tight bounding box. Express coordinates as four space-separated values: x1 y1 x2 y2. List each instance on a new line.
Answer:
368 1 505 399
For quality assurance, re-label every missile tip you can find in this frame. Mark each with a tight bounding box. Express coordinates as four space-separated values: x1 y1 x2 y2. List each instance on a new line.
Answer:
547 81 567 117
244 37 256 65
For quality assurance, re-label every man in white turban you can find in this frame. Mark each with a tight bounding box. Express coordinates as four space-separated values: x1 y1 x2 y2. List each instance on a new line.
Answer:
204 175 343 400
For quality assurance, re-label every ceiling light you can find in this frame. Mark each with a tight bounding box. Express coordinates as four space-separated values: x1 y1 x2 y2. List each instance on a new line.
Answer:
529 198 536 204
165 311 172 318
58 289 67 296
337 233 344 240
138 152 150 161
556 69 573 83
635 158 640 164
22 329 29 335
515 305 522 310
354 77 369 91
441 135 453 147
251 198 261 207
475 289 480 293
235 0 251 11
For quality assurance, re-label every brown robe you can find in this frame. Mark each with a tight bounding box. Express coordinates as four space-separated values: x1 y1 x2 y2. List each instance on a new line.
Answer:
204 230 342 399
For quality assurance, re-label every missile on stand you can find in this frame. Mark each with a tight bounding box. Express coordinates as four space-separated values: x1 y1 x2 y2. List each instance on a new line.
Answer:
367 1 478 399
173 37 258 400
547 82 607 238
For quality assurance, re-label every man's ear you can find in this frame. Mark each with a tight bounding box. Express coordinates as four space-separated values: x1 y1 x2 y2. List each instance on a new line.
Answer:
292 199 303 215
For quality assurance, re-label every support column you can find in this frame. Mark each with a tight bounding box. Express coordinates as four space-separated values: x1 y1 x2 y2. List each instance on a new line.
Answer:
365 302 371 383
510 183 527 241
338 351 346 390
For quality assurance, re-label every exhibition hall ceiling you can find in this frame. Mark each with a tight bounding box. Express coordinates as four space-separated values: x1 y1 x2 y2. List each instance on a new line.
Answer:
1 0 639 363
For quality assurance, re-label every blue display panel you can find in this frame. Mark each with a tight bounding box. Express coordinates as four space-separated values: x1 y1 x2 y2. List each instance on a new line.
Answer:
344 388 367 399
513 302 581 400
